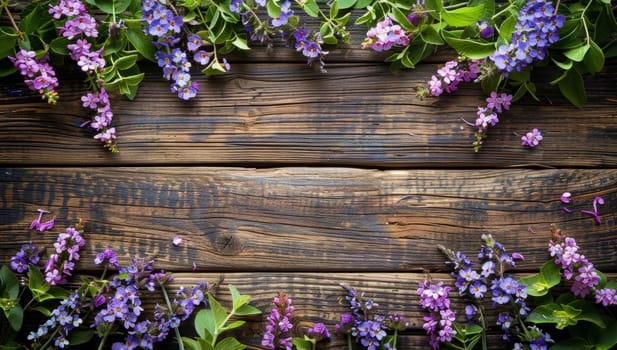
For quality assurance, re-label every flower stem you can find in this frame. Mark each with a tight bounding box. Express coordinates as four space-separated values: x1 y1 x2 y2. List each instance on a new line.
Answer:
4 6 24 40
160 282 185 350
346 333 353 350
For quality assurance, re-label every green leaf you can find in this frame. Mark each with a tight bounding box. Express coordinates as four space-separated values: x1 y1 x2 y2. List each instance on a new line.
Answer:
195 309 216 341
7 304 23 331
228 284 247 311
0 266 19 300
28 265 50 300
19 6 48 34
30 305 52 317
84 0 132 14
568 299 606 329
232 36 250 50
220 320 245 332
0 31 18 60
266 0 281 18
441 5 485 27
548 338 589 350
442 31 495 59
338 0 356 9
597 321 617 350
291 338 312 350
208 293 229 329
113 54 139 71
329 0 339 17
67 329 94 345
354 0 372 9
540 260 561 287
420 25 444 45
103 35 127 56
234 304 262 316
125 21 156 62
302 0 320 17
214 337 245 350
391 7 414 31
583 40 605 73
464 323 483 335
498 15 516 42
182 337 203 350
564 44 590 62
551 58 573 70
557 69 586 107
49 37 70 56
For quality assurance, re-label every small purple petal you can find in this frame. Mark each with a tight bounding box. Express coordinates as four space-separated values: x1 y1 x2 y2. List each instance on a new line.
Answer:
560 192 571 204
592 196 605 212
38 216 56 232
511 252 524 260
563 207 575 213
581 210 602 223
172 236 183 247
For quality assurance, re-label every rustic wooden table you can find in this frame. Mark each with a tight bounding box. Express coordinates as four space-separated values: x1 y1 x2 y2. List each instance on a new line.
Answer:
1 27 616 348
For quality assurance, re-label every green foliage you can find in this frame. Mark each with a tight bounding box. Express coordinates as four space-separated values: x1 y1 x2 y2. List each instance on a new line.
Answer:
183 284 261 350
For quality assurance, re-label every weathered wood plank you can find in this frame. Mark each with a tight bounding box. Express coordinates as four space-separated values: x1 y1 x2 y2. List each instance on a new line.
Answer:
1 167 615 272
1 63 615 167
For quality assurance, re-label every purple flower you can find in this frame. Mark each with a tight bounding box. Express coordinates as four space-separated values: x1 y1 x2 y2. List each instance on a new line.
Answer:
307 322 331 341
10 241 41 273
262 292 294 350
521 128 543 147
477 20 494 38
271 1 293 27
489 0 564 75
362 16 410 52
10 51 59 104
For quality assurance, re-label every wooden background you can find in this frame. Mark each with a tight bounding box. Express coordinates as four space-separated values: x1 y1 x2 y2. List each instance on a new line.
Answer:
1 12 616 349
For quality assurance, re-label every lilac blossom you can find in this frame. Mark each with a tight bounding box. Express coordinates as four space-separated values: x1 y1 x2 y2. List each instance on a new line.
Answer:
44 227 85 285
9 50 59 104
362 16 410 52
262 292 294 350
49 0 117 151
426 59 482 97
548 232 607 300
417 279 456 349
521 128 543 148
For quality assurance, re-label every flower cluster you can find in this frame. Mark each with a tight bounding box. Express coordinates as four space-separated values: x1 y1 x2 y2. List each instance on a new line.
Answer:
9 50 59 104
416 280 456 349
307 322 331 342
520 128 543 148
49 0 117 152
439 234 531 344
489 0 565 75
10 241 41 273
44 227 85 285
362 17 410 52
548 231 615 304
142 0 201 100
406 1 429 26
28 291 83 348
262 291 295 350
292 28 328 69
470 91 513 151
337 284 395 350
427 59 481 97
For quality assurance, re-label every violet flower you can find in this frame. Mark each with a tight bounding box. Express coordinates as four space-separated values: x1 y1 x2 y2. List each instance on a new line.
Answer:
172 236 183 247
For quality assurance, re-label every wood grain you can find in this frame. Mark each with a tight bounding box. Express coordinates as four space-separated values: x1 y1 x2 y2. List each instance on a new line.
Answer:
1 167 615 272
1 63 616 167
